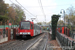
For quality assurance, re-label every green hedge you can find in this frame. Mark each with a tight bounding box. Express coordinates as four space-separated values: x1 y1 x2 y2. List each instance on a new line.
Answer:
51 15 60 40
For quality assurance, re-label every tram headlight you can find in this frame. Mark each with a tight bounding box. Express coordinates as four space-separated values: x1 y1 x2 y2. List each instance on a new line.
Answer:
20 32 22 34
28 32 30 34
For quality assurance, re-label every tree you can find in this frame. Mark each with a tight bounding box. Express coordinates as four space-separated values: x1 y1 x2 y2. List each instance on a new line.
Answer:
65 6 75 25
57 20 64 26
42 26 47 30
0 0 8 15
0 2 26 25
0 15 9 21
37 22 42 25
8 6 17 24
46 21 51 25
0 15 9 24
0 0 9 25
0 0 3 2
11 4 26 24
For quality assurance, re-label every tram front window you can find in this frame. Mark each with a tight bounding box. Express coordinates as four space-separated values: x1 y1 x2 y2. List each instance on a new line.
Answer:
21 22 30 29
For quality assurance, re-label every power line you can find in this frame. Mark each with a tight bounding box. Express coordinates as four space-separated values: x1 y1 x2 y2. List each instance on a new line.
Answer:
10 0 37 17
9 0 38 22
12 3 73 8
38 0 46 22
15 0 38 22
9 0 13 4
16 0 37 17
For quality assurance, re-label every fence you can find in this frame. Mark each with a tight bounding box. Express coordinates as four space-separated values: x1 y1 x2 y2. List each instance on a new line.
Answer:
69 31 75 40
0 25 19 28
0 28 8 43
0 27 18 43
56 31 75 50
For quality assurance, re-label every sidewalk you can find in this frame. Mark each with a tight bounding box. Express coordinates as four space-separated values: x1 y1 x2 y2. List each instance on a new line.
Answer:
47 32 62 50
0 37 8 43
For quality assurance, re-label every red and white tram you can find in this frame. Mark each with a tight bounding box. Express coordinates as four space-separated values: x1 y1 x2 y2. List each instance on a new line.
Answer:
16 21 42 38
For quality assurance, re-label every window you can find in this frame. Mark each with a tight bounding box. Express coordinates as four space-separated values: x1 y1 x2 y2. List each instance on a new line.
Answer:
31 24 33 29
21 22 30 29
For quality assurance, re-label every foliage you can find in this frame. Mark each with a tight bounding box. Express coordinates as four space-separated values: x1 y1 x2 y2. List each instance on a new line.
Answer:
0 15 9 24
0 15 9 21
65 6 75 25
0 1 26 25
47 21 51 25
7 6 17 23
37 22 42 25
0 0 8 15
57 20 64 26
11 4 26 24
42 26 47 30
0 0 9 25
51 14 60 40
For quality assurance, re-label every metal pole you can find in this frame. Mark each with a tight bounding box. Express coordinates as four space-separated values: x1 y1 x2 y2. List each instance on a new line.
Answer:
13 20 14 28
68 19 70 25
64 10 65 34
60 9 65 33
64 11 65 26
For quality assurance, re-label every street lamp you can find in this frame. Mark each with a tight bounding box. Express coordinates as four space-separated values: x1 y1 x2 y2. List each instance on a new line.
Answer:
60 9 65 26
60 9 65 34
31 18 36 22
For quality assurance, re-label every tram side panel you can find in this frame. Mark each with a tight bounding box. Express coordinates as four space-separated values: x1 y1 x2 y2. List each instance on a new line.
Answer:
33 24 40 36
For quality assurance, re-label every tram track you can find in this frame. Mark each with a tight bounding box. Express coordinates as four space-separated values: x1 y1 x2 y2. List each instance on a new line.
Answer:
26 35 44 50
26 33 48 50
0 33 44 50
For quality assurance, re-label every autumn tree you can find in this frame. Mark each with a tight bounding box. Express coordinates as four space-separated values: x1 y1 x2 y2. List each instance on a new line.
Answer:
7 5 17 24
0 0 9 25
0 1 26 25
11 4 26 25
37 22 42 25
65 6 75 25
57 20 64 26
46 21 51 25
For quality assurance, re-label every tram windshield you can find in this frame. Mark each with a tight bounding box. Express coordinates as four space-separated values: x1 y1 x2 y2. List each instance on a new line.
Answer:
20 22 30 29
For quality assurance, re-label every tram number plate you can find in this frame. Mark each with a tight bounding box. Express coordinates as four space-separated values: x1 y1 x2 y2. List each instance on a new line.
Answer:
23 33 27 34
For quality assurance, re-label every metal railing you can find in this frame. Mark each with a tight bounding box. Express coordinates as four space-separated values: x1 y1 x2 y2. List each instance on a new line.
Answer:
70 31 75 39
0 25 19 28
56 31 75 50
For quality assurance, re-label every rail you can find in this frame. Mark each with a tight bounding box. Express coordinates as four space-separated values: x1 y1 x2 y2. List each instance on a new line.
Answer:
26 35 44 50
43 33 48 50
26 33 48 50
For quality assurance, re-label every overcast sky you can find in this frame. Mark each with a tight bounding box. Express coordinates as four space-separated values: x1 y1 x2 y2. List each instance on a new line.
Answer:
4 0 75 23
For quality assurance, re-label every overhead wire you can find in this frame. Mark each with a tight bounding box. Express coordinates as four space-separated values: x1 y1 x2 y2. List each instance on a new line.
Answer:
9 0 38 22
15 0 37 17
38 0 46 22
15 0 38 22
9 0 72 22
17 3 73 8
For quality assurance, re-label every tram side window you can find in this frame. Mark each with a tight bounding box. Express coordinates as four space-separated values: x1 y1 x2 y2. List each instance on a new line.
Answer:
34 24 35 29
35 25 37 30
31 24 33 29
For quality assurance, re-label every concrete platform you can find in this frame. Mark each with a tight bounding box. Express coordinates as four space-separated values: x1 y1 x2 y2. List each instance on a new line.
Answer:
0 37 8 43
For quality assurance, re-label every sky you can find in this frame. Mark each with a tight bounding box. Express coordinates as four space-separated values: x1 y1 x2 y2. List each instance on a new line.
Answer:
4 0 75 23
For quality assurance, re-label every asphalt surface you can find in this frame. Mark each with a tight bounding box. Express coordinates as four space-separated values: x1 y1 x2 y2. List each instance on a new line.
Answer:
28 33 48 50
0 33 44 50
0 32 54 50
